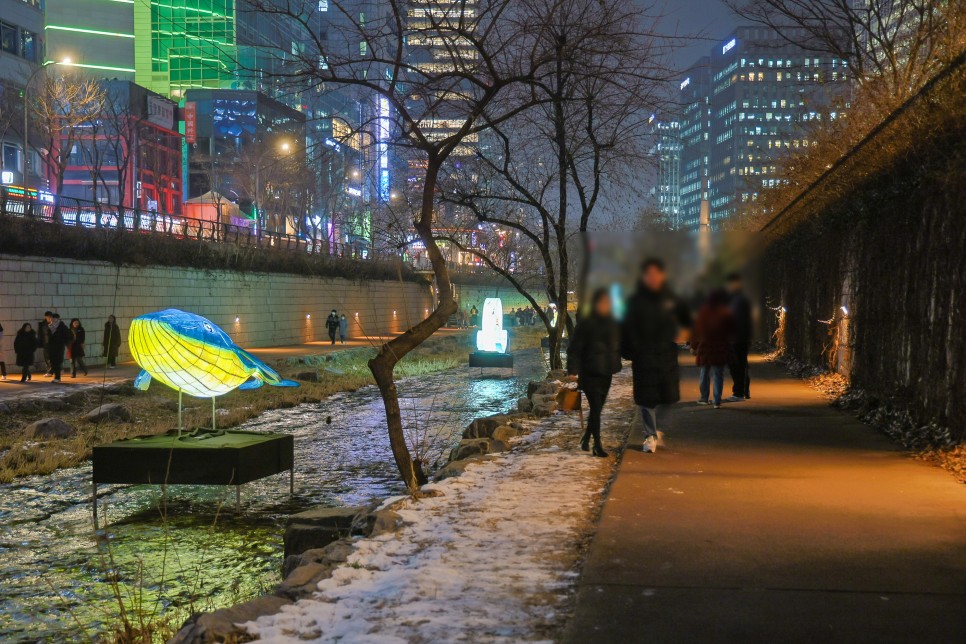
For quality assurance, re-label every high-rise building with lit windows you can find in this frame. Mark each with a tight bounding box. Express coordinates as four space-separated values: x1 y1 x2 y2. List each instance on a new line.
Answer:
1 0 45 189
678 57 712 230
678 26 851 228
649 118 682 229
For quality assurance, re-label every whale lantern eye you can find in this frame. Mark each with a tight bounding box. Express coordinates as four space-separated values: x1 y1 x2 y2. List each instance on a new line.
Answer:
203 323 214 334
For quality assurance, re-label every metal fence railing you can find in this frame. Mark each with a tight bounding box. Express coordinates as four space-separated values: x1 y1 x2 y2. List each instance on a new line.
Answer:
0 186 385 261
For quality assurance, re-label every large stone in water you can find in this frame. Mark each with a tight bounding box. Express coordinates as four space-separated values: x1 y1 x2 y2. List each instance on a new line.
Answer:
171 595 291 643
24 418 76 440
283 506 365 559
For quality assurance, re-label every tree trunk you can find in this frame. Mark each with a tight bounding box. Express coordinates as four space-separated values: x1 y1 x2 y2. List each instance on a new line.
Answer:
367 160 457 493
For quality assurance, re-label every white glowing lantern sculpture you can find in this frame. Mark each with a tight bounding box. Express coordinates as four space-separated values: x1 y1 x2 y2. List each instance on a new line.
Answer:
476 298 508 354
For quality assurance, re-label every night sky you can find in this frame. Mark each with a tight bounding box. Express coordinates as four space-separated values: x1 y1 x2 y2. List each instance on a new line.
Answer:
651 0 742 72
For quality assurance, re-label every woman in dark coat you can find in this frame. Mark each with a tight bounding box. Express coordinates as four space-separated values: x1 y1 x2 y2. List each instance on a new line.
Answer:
567 289 622 457
693 289 735 408
68 318 88 378
14 323 38 382
103 315 121 368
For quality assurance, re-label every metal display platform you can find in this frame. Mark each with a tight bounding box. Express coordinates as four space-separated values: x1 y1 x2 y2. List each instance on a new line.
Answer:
92 429 294 524
469 351 514 369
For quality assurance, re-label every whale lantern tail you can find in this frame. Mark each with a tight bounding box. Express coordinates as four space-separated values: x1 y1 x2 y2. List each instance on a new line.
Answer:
235 347 300 390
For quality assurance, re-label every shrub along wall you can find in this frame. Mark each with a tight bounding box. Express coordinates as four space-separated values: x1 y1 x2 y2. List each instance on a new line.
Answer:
760 60 966 442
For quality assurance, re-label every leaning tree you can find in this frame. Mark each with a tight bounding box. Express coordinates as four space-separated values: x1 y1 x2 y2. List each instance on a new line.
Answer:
246 0 568 490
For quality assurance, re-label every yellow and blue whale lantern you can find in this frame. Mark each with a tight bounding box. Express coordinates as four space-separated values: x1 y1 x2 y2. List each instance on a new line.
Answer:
129 309 299 398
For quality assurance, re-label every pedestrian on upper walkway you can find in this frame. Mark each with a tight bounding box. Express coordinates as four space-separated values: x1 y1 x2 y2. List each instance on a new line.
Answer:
469 305 479 327
68 318 88 378
693 289 735 409
621 258 692 453
47 313 71 383
567 288 622 458
326 310 340 345
14 323 37 382
339 314 348 344
726 272 752 401
103 315 121 369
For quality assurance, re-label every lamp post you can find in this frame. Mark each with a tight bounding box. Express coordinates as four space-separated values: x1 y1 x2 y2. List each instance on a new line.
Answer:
21 58 70 186
254 140 293 234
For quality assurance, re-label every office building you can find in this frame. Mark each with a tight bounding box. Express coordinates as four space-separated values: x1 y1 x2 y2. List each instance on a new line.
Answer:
183 89 306 232
678 57 712 230
0 0 45 189
44 0 135 80
650 118 683 229
677 27 851 228
57 81 182 213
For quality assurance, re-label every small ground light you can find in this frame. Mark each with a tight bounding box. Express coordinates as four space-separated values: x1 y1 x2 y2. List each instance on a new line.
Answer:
393 310 397 316
235 317 240 323
306 314 311 319
840 306 849 316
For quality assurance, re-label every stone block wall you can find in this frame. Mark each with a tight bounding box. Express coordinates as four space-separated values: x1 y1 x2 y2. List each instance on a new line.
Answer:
0 255 434 366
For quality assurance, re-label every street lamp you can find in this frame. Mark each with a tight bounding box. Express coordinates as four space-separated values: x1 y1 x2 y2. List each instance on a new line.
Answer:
22 58 71 186
254 139 297 233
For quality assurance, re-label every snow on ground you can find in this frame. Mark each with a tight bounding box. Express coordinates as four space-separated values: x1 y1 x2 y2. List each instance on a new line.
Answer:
245 373 634 643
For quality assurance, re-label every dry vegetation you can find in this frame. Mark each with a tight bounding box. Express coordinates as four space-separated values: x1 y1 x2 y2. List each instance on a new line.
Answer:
0 328 545 483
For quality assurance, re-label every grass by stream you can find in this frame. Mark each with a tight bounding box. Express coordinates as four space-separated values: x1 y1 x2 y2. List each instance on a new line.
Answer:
0 327 545 483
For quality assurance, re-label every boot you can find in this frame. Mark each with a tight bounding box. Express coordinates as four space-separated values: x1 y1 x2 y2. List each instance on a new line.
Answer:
592 442 608 458
580 432 590 452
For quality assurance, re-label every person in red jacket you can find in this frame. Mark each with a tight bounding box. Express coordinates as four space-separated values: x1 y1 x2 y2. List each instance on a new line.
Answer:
693 289 735 408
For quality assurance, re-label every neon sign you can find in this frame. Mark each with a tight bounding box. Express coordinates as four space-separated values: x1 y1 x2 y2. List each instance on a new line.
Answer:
680 77 690 90
722 38 736 55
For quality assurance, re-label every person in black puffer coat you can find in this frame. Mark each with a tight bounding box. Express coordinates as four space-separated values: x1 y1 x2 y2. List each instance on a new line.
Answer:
14 323 38 382
621 258 692 453
567 288 622 457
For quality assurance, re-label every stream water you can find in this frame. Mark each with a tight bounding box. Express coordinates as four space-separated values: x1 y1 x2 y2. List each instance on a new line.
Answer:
0 351 545 642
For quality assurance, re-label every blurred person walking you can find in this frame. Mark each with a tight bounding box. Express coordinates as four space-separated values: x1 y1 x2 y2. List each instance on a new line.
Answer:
47 314 71 383
726 272 752 401
567 289 622 457
14 323 38 382
103 315 122 368
622 258 692 453
68 318 88 378
326 310 340 345
693 289 735 409
38 311 53 376
0 323 7 380
339 313 348 344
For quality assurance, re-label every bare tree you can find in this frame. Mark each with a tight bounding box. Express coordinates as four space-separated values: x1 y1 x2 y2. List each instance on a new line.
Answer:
439 0 671 368
245 0 565 490
32 73 105 220
728 0 966 106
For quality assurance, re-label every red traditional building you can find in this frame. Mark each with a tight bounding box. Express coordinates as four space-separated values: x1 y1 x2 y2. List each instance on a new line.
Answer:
55 80 183 215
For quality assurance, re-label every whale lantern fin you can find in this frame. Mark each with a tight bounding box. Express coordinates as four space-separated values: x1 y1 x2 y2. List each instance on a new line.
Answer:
134 370 153 391
234 346 301 389
238 378 264 390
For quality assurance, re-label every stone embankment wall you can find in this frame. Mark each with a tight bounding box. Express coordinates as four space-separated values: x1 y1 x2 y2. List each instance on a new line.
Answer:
760 59 966 442
0 254 434 365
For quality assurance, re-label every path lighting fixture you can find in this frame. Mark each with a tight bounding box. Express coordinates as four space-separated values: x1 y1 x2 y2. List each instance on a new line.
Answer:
306 314 311 319
235 317 240 323
840 306 849 316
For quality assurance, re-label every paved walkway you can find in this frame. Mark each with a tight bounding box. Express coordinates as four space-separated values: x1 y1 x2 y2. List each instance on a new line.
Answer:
565 357 966 643
0 331 467 403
